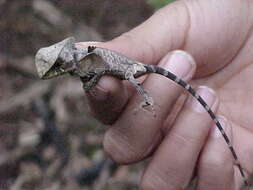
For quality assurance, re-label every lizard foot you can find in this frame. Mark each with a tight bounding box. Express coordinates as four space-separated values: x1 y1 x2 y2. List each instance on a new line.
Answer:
140 101 156 118
133 98 156 118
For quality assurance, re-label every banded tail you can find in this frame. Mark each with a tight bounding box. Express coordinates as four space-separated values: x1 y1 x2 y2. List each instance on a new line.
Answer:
144 64 248 187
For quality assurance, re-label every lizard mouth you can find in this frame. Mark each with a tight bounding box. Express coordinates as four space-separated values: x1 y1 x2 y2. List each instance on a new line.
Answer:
41 59 74 79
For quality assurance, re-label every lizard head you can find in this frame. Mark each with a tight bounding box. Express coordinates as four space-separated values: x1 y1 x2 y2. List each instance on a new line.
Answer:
35 37 76 79
76 50 106 78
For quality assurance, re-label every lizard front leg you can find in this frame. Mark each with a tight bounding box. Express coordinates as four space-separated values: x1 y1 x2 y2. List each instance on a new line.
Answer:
81 74 102 91
125 70 155 116
127 76 154 108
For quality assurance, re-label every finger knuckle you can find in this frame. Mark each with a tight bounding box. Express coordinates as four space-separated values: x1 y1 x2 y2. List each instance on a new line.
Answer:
141 170 184 190
141 171 166 190
199 151 233 174
103 130 141 164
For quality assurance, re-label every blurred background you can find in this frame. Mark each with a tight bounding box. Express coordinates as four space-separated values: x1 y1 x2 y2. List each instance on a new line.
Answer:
0 0 176 190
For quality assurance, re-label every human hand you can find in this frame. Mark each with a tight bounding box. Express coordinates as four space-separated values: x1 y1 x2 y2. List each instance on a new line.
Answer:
79 0 253 189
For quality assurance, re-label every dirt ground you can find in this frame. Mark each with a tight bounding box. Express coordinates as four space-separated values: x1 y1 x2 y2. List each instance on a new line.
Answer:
0 1 251 190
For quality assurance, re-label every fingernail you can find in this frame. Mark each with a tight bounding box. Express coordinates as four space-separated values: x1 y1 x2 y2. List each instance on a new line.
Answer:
210 115 229 138
186 86 217 113
163 50 196 80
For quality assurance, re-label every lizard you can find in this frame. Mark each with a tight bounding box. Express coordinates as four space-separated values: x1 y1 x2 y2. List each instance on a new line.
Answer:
35 37 249 187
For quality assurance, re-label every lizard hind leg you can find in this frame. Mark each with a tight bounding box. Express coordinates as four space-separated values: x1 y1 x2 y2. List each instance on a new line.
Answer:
126 75 156 117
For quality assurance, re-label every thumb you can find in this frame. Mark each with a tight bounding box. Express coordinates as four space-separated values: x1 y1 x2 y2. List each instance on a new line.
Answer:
95 0 251 77
101 0 189 65
79 0 251 74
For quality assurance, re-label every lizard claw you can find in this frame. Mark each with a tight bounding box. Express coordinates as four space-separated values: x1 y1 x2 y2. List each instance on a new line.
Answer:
132 99 156 117
140 101 156 118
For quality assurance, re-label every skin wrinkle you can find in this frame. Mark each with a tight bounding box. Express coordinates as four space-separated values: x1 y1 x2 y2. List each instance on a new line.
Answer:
218 64 253 129
142 131 164 160
231 128 253 189
211 69 253 125
168 113 215 151
203 59 253 92
159 1 190 56
142 171 185 190
131 1 189 65
224 9 253 80
162 93 187 135
182 0 251 79
192 19 253 91
122 30 159 65
224 120 253 176
142 173 169 190
142 39 157 66
192 61 252 92
219 88 246 121
104 109 165 163
199 148 233 172
179 1 192 52
142 156 191 189
141 105 218 189
217 85 253 175
104 129 144 163
142 158 190 190
198 167 234 190
197 115 235 190
111 32 157 65
104 130 162 164
210 49 253 91
182 0 207 73
134 9 166 63
198 166 234 188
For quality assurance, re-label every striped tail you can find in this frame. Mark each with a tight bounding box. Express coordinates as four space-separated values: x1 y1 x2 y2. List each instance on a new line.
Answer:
144 64 248 187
